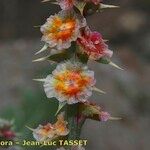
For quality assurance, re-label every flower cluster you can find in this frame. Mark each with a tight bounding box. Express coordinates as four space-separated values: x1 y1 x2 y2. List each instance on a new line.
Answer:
32 0 121 149
40 1 113 59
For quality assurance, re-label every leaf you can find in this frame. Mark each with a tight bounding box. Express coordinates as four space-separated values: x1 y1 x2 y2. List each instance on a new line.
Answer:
83 3 99 16
77 53 89 64
96 58 123 70
55 102 66 116
96 58 110 64
35 44 49 55
109 117 122 120
33 79 46 82
33 25 41 28
32 55 50 62
33 47 75 63
93 87 106 94
25 126 35 132
48 52 71 62
33 53 71 63
42 0 59 5
99 3 119 10
74 1 86 15
41 0 51 2
109 61 124 70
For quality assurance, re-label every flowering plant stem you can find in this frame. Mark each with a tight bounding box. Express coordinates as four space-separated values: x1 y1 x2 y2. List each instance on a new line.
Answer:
66 104 80 140
31 1 121 149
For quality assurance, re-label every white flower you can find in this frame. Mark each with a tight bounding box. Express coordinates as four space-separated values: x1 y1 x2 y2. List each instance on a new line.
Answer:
44 61 96 104
41 10 86 50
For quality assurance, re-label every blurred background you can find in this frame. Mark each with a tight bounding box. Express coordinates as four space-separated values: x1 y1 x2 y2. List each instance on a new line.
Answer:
0 0 150 150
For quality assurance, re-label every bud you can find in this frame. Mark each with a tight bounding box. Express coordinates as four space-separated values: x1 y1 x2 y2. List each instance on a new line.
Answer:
99 111 110 122
1 130 15 139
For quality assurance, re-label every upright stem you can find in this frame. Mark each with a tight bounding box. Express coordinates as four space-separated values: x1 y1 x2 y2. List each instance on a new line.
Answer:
66 104 79 140
66 103 86 142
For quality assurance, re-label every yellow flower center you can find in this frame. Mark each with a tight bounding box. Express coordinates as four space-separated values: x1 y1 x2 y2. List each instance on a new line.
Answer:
46 17 76 41
54 71 92 97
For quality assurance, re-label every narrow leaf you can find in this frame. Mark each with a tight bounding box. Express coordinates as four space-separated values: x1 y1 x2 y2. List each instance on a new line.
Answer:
109 117 122 120
96 58 110 64
96 58 123 70
35 44 48 55
33 25 41 28
51 2 59 5
74 1 86 15
42 0 51 2
42 0 58 5
55 102 66 116
33 79 46 82
93 87 106 94
48 50 72 62
109 61 124 70
32 55 50 62
26 126 35 132
100 3 119 10
77 53 89 64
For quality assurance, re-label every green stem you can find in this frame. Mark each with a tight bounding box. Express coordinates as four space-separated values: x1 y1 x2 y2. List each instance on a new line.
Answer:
66 104 86 141
66 104 81 140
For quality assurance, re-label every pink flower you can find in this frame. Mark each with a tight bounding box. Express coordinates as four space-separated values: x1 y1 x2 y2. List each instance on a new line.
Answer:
1 130 15 139
77 27 113 60
100 111 110 122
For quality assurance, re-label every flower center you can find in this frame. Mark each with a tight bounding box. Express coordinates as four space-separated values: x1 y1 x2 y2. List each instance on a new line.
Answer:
54 71 91 97
47 17 76 41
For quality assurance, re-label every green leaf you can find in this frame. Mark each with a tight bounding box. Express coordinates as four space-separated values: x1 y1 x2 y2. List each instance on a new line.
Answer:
41 0 51 2
99 3 119 10
93 87 106 94
32 55 50 62
109 61 124 70
96 58 110 64
84 3 99 16
48 50 71 62
35 44 48 55
48 43 76 62
42 0 59 6
55 102 67 116
96 58 123 70
77 53 89 64
74 1 86 15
